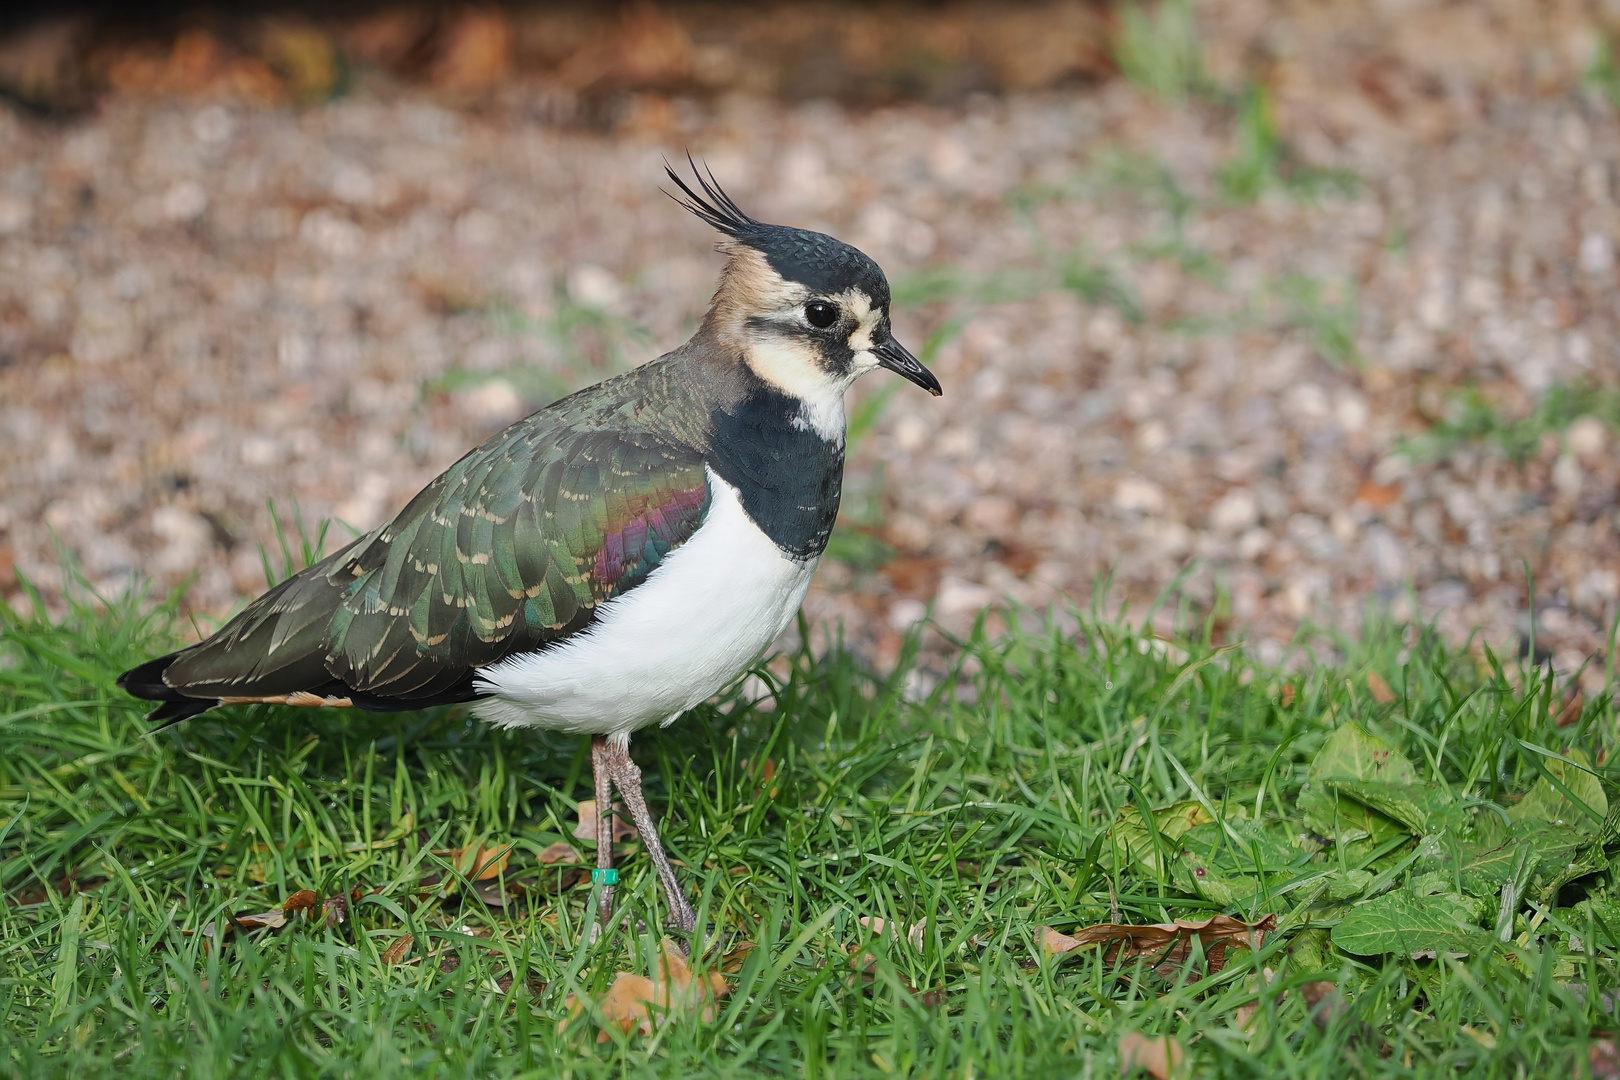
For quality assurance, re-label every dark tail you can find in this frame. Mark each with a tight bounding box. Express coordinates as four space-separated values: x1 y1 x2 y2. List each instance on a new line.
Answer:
117 651 219 728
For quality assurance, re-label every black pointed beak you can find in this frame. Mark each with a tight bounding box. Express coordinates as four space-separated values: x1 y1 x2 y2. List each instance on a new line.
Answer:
874 338 942 397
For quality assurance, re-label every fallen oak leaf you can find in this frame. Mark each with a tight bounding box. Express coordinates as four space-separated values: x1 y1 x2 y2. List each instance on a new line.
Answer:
232 909 289 931
282 889 318 916
538 842 582 864
1365 671 1396 705
718 939 757 974
381 933 414 965
1118 1031 1184 1079
559 937 728 1041
194 907 286 944
740 757 779 796
534 842 589 891
857 915 927 949
477 879 524 908
590 972 660 1039
1233 966 1279 1031
323 893 348 927
572 800 638 843
1300 980 1344 1027
1038 914 1276 977
432 842 513 881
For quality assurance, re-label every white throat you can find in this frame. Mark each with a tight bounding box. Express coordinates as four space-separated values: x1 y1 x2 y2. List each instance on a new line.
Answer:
742 338 852 444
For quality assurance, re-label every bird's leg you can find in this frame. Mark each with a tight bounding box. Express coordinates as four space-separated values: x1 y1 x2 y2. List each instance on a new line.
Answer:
601 736 698 934
590 735 616 926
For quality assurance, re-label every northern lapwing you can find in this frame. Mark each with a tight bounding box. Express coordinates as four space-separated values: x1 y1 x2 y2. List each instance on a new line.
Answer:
119 160 942 934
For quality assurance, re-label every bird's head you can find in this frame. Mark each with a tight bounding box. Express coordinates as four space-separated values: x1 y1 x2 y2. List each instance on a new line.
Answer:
666 159 941 436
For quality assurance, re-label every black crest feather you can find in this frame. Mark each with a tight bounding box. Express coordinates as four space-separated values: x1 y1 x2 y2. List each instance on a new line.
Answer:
663 152 763 241
662 151 891 305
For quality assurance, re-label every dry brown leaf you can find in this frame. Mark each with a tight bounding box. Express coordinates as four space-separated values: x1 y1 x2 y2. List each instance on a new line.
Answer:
572 800 639 843
1118 1031 1184 1079
341 8 430 69
1355 479 1400 508
282 889 318 916
1233 966 1280 1031
434 842 512 881
477 880 521 908
556 2 693 93
1038 915 1275 977
857 915 927 949
718 939 757 974
559 937 728 1041
431 8 512 95
1300 980 1344 1026
1366 671 1396 704
740 757 780 796
538 842 583 864
382 933 414 965
322 894 349 927
232 908 288 931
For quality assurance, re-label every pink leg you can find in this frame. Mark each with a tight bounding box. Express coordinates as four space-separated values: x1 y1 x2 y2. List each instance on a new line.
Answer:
601 735 697 933
590 735 616 925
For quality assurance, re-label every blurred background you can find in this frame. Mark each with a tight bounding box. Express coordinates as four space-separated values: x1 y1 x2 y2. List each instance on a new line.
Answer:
0 0 1616 687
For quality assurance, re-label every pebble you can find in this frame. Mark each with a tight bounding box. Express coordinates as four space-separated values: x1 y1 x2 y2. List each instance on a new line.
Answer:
0 0 1615 679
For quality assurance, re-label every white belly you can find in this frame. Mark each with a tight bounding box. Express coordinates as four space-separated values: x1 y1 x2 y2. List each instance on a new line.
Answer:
471 469 816 737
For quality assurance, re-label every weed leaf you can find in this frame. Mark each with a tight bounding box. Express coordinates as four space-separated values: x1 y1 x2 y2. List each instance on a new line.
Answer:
1330 890 1484 957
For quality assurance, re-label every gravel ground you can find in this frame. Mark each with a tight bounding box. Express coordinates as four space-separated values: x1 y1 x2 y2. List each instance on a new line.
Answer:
2 0 1618 686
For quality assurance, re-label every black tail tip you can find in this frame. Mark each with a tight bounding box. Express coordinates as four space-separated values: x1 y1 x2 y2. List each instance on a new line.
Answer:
117 652 182 698
118 652 216 727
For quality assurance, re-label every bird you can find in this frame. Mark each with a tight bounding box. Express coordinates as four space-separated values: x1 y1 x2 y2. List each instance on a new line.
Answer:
118 158 942 935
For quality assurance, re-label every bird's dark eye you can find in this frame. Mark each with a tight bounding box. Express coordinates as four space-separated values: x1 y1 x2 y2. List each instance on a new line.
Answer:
804 301 838 329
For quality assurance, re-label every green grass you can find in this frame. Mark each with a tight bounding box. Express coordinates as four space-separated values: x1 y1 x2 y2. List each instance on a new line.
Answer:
1216 85 1360 205
4 571 1620 1078
1115 0 1207 106
1403 381 1620 466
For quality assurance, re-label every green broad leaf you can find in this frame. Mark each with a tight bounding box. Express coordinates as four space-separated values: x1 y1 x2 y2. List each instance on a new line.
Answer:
1317 868 1375 902
1178 819 1300 872
1171 855 1252 906
1331 889 1485 958
1306 721 1418 785
1507 748 1607 831
1104 800 1223 877
1324 779 1470 836
1278 866 1376 909
1286 927 1335 973
1539 842 1610 906
1428 837 1521 899
1170 819 1304 906
1298 721 1417 847
1418 820 1587 900
1474 805 1512 848
1565 895 1620 953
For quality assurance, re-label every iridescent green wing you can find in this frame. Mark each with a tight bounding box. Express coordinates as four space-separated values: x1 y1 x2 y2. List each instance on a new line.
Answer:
322 420 711 698
157 402 711 707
